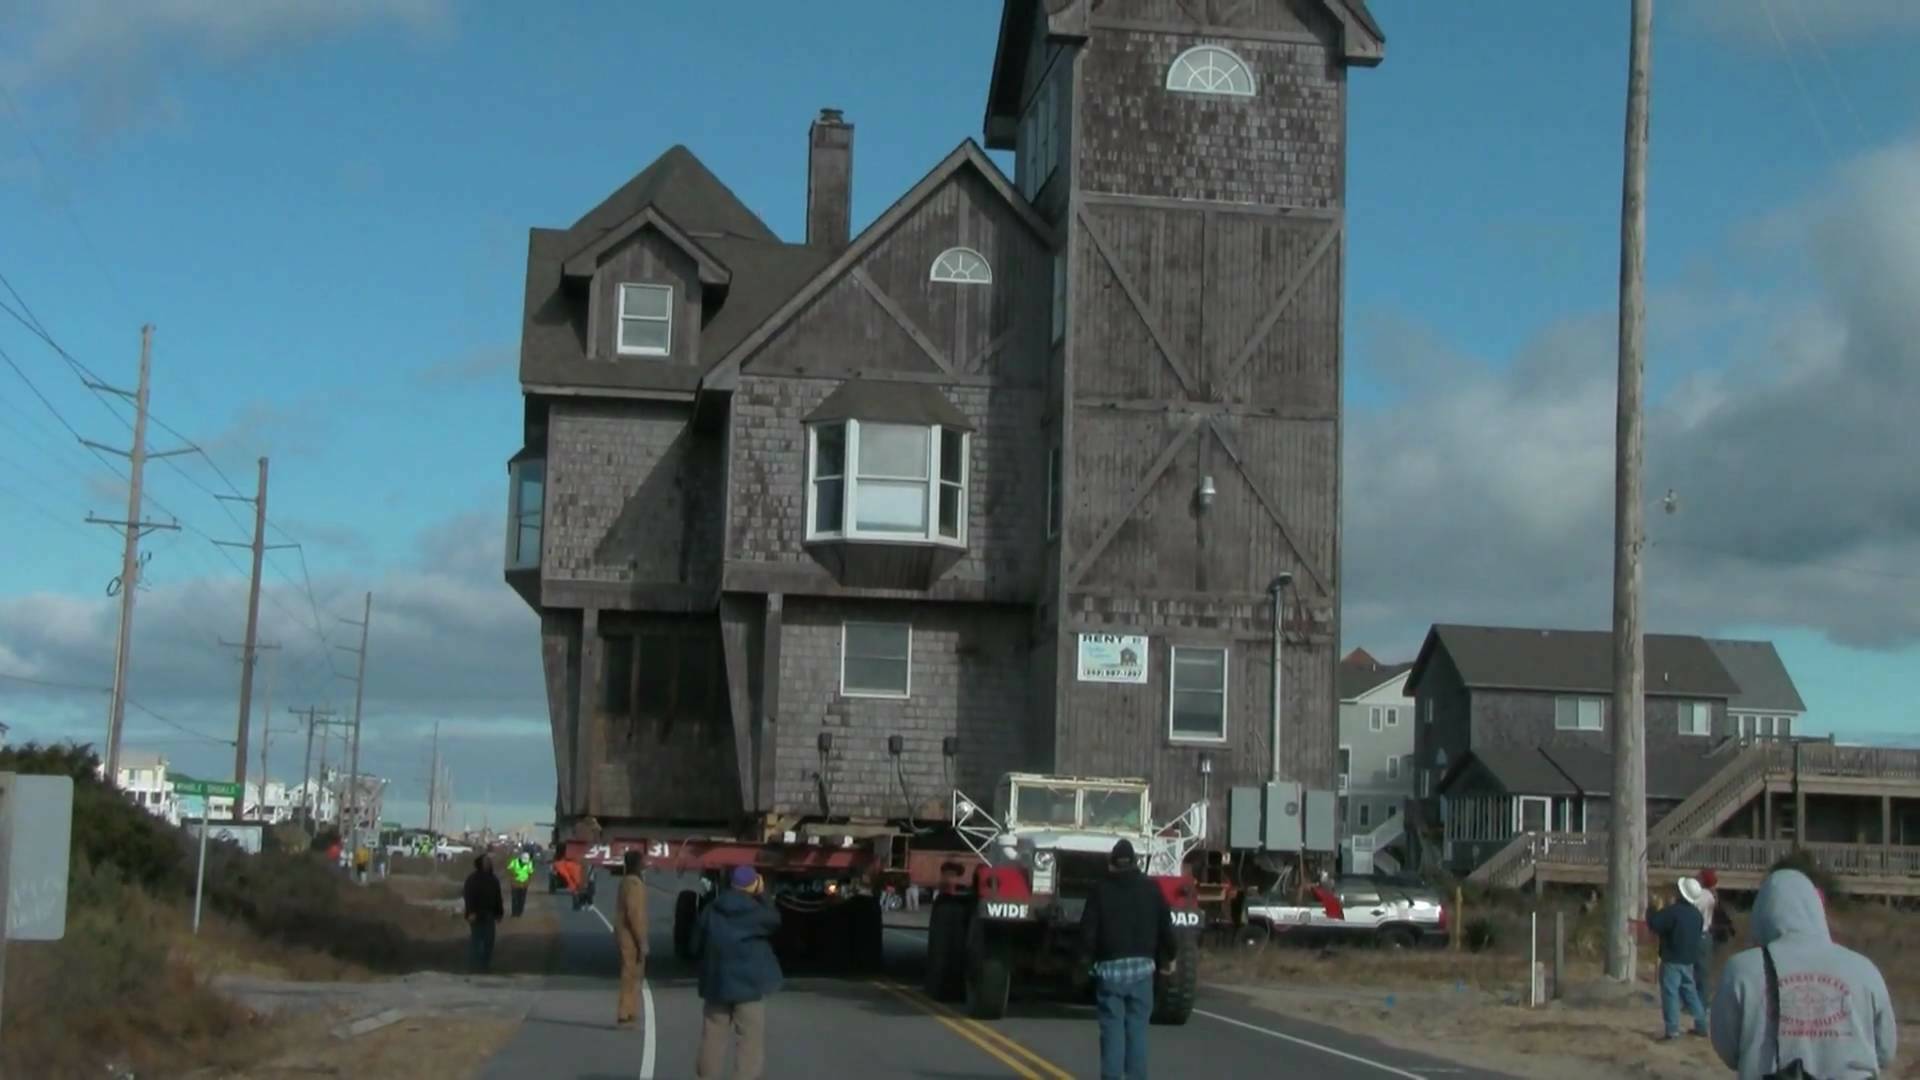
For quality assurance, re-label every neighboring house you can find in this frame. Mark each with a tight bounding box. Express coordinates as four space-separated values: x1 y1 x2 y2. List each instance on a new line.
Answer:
504 2 1384 840
105 752 182 827
1708 638 1805 740
1337 649 1414 835
1404 624 1746 871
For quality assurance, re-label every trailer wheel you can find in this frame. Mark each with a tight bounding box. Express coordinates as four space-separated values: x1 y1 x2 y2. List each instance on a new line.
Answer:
1151 936 1198 1025
848 895 884 973
964 919 1012 1021
673 889 700 962
924 896 968 1001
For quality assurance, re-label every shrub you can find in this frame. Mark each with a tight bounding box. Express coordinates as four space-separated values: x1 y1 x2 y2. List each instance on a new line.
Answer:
0 742 187 896
1464 915 1499 952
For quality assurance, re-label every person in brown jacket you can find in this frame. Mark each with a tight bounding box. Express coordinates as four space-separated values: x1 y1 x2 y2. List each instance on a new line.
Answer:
616 849 649 1027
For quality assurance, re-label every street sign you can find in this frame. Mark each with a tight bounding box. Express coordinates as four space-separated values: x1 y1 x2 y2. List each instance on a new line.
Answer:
1 772 74 1036
174 779 241 799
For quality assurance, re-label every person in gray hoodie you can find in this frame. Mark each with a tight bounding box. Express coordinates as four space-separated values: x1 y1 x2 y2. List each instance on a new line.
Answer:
1710 869 1896 1079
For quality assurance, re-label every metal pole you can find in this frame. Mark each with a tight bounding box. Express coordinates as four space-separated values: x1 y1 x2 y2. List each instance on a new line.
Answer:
104 327 154 782
1267 573 1293 783
1605 0 1654 985
192 795 211 934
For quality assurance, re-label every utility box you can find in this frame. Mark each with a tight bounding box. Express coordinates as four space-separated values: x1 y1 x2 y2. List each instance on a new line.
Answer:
1304 788 1337 853
1228 786 1263 849
1262 781 1303 851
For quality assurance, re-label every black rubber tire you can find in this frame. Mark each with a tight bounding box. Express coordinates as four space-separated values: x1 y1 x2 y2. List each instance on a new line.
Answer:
1152 936 1198 1025
848 895 884 974
1378 925 1417 951
1237 921 1271 950
964 919 1012 1021
673 889 699 962
924 896 969 1002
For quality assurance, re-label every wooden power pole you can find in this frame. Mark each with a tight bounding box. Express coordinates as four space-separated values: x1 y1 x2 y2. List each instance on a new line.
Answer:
215 457 291 821
427 720 440 835
1605 0 1655 984
85 325 184 781
339 592 372 837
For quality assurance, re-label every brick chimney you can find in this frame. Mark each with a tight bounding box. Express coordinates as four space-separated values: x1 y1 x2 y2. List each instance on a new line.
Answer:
806 108 853 252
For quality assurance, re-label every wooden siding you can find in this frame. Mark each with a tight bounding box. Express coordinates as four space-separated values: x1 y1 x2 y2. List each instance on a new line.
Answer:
585 610 742 822
1469 689 1729 761
541 610 579 815
542 399 723 596
1096 0 1332 37
1076 22 1345 209
769 599 1039 819
587 229 704 366
1410 646 1470 794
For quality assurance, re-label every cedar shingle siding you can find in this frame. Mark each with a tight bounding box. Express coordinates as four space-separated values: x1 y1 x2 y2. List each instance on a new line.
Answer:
507 0 1381 831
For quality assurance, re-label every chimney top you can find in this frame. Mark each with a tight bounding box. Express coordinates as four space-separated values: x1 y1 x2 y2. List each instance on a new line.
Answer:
817 107 845 125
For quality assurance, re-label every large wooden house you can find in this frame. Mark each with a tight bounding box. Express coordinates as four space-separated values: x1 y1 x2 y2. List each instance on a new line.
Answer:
504 0 1384 842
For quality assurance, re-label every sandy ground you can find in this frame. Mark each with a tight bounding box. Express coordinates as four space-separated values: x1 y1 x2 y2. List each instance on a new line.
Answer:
197 1014 522 1079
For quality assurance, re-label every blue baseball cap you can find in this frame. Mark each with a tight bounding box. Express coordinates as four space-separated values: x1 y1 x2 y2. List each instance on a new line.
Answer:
730 866 759 888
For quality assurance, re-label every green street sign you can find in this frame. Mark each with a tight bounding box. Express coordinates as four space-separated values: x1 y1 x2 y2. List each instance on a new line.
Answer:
173 779 242 799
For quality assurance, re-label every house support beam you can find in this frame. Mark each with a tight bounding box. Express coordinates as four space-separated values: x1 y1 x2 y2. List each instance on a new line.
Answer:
575 607 601 818
758 594 783 816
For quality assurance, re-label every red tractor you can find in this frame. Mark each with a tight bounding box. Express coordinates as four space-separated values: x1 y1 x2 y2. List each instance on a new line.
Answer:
922 773 1206 1022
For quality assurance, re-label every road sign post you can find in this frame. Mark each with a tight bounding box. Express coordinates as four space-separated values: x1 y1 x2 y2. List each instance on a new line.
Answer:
175 778 240 935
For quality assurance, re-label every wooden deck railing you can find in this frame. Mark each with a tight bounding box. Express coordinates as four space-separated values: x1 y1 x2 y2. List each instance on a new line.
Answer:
1500 831 1920 882
1650 745 1772 841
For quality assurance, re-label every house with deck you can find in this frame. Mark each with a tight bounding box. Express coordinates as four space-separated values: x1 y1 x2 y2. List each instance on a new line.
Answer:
1336 648 1414 872
503 1 1385 851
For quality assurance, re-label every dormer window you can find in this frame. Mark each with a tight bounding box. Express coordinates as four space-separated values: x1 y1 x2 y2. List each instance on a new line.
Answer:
930 247 992 285
807 419 969 546
1166 45 1255 97
617 283 673 356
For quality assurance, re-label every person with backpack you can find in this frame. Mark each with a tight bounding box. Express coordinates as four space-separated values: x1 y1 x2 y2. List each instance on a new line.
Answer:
1711 868 1896 1079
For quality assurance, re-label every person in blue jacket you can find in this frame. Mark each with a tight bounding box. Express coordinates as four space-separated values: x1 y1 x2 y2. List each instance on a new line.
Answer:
692 866 783 1079
1647 877 1711 1040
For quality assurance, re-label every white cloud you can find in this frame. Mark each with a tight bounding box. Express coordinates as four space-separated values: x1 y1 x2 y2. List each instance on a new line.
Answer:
1681 0 1920 47
1344 136 1920 659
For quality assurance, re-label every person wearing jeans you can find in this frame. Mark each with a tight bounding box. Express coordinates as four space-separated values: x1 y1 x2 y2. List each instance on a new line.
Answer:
462 853 505 975
1078 839 1176 1080
692 867 783 1079
1647 878 1710 1040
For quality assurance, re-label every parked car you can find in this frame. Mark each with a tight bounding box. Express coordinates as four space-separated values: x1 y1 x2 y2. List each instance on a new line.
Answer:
434 840 474 861
1242 874 1448 949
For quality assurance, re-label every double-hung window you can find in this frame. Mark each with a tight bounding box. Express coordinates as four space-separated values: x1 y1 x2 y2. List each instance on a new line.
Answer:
617 283 672 356
1554 696 1605 732
506 455 544 570
1169 646 1228 743
1680 701 1712 737
842 622 912 698
806 420 969 545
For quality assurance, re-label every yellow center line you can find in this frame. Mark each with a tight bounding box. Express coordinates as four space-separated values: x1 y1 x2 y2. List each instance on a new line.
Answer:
873 980 1075 1080
873 982 1043 1079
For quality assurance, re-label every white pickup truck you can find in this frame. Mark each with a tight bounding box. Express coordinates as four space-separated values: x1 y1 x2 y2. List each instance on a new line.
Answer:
1242 874 1449 950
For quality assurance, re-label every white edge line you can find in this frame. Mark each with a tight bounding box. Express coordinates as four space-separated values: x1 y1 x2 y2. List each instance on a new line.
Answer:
1194 1008 1428 1080
585 896 657 1078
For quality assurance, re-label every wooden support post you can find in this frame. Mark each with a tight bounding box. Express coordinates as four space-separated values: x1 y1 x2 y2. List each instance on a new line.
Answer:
575 608 601 819
1554 911 1567 1001
1882 795 1892 846
1764 791 1774 840
1452 886 1463 952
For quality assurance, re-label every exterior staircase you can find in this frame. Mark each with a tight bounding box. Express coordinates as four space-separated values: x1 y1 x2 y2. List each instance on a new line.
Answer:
1344 810 1406 875
1649 742 1774 841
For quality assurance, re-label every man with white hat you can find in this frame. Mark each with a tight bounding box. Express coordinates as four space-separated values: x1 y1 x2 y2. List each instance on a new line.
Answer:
1647 877 1712 1040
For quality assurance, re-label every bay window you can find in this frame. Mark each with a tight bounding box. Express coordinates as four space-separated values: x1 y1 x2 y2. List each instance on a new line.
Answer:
806 419 969 546
506 454 544 570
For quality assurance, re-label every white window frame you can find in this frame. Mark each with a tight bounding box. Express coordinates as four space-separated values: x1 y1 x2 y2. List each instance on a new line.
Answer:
839 621 912 700
930 247 993 285
1168 645 1229 744
1679 700 1712 738
1423 698 1434 724
804 419 970 547
1387 755 1400 781
1051 252 1067 344
1358 803 1371 829
1337 745 1351 794
1554 695 1606 732
1386 707 1399 727
1778 715 1792 738
615 283 673 357
1369 706 1383 732
1166 44 1256 98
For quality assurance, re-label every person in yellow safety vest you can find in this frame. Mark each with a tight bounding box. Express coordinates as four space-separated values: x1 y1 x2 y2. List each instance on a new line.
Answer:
506 851 534 918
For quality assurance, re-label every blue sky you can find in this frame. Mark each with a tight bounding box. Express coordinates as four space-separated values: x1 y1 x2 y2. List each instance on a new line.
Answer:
2 0 1917 828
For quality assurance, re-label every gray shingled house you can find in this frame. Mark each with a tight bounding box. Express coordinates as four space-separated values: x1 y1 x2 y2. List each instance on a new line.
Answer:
1403 624 1753 871
504 0 1384 846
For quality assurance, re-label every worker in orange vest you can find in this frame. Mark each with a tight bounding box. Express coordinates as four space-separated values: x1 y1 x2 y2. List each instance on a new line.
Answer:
555 853 588 910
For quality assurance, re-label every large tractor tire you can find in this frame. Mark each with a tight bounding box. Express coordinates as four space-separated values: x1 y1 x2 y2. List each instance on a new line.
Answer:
673 889 700 962
848 895 884 974
1151 936 1199 1025
964 918 1013 1021
924 896 969 1002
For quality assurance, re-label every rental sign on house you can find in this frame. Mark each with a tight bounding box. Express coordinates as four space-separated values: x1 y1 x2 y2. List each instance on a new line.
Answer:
1076 634 1148 684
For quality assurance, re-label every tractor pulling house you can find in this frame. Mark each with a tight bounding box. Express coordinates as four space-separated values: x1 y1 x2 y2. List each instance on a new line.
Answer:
503 0 1383 1005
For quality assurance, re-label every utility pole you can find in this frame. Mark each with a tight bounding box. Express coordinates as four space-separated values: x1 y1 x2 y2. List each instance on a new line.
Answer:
214 458 292 821
84 325 186 782
1605 0 1654 985
427 721 440 835
337 593 372 838
257 651 279 813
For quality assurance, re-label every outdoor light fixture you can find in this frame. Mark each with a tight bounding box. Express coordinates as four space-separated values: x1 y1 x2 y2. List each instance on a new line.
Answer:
942 735 958 758
888 734 905 757
817 731 833 754
1198 753 1213 776
1198 474 1217 509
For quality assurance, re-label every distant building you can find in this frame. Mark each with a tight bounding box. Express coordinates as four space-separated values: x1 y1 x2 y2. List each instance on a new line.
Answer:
101 752 182 827
1708 638 1806 739
1337 649 1414 872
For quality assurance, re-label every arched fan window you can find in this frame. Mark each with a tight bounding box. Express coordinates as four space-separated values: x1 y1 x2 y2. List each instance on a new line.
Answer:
930 247 993 284
1166 45 1256 97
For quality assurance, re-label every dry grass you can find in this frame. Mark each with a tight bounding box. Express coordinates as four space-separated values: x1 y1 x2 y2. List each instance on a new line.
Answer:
1210 887 1920 1079
234 1014 523 1079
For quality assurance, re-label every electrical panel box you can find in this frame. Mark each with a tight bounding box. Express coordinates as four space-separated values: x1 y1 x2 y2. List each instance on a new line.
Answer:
1304 788 1337 853
1228 786 1263 849
1262 780 1303 851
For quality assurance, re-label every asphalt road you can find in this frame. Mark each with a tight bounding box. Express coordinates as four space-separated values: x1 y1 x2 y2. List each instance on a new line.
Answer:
480 875 1514 1080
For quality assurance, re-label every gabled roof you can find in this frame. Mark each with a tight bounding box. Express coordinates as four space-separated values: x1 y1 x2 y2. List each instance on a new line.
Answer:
1338 659 1410 701
561 204 732 287
701 140 1054 390
568 144 778 244
1444 744 1728 802
1706 639 1807 713
805 380 975 432
1405 624 1741 699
